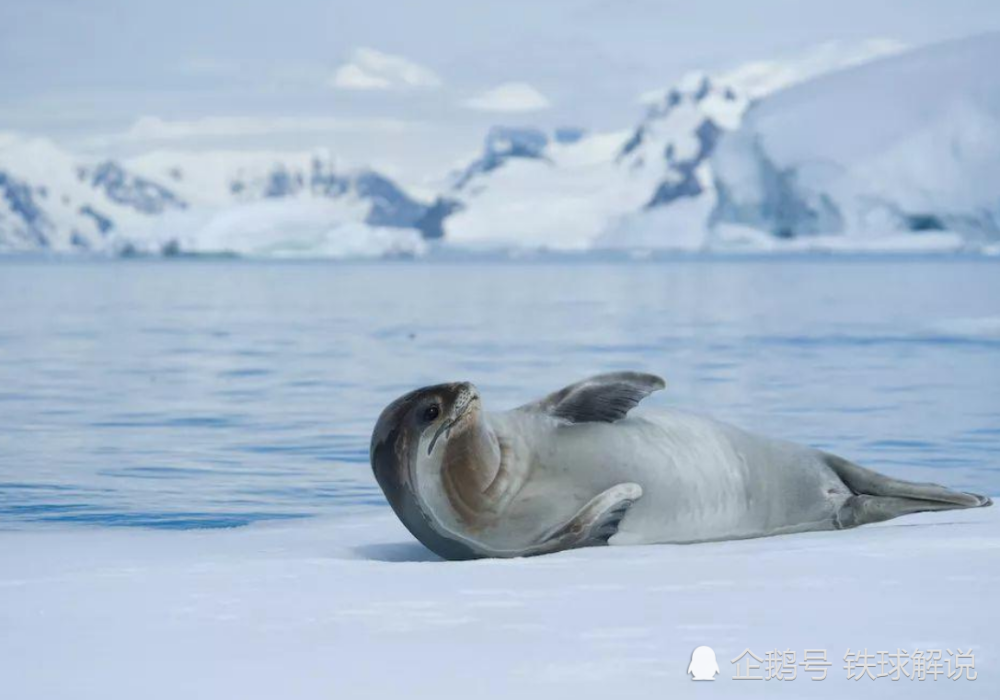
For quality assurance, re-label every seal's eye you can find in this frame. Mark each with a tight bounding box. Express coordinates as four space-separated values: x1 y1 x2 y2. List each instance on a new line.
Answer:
423 404 440 422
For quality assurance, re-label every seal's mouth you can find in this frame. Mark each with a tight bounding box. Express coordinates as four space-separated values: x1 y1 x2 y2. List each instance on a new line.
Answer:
427 418 454 456
427 389 479 456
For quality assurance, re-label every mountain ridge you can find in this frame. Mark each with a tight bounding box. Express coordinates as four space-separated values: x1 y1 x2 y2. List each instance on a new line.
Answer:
3 36 997 257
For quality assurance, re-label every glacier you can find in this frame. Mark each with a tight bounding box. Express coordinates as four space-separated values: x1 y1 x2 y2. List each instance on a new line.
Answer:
711 33 1000 247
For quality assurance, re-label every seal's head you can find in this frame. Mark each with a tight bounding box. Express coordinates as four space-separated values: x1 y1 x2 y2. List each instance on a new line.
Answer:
370 381 501 560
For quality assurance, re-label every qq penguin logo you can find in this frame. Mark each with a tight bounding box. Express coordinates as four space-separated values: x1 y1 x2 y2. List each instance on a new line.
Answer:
688 646 720 681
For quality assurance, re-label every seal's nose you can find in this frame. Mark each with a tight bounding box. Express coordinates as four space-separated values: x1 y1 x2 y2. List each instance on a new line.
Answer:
451 381 478 400
446 382 479 422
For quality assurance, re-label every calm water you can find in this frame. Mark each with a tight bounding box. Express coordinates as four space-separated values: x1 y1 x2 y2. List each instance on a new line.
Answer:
1 257 998 530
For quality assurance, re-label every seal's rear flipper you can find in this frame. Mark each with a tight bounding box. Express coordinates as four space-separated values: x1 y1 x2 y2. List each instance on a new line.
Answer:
835 495 983 529
527 483 643 554
826 453 992 529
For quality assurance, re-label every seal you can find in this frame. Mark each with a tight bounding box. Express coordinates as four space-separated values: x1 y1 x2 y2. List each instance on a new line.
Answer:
370 372 992 559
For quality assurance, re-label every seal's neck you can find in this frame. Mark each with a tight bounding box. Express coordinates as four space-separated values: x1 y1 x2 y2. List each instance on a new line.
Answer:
440 413 503 526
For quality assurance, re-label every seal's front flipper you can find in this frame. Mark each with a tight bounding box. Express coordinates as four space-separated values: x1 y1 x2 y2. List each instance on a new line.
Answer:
826 453 992 529
527 483 643 555
518 372 666 424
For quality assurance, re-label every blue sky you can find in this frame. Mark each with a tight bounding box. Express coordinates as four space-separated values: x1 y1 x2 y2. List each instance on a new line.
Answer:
3 0 1000 182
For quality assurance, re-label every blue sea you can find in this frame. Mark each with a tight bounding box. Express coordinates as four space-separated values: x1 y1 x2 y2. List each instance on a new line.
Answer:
1 256 998 530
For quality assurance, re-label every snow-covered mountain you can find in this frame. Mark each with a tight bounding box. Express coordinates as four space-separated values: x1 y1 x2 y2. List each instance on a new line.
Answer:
0 136 189 252
441 76 746 251
3 35 999 257
710 33 1000 250
440 38 926 252
0 139 438 256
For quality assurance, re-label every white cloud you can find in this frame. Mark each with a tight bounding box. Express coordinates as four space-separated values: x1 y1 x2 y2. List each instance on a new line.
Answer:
461 82 551 113
330 48 442 91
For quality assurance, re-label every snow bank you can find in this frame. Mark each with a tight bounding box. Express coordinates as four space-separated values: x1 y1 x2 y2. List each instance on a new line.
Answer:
1 506 996 699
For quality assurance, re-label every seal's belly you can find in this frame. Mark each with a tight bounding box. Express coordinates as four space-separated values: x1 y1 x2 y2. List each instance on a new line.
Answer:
529 409 848 544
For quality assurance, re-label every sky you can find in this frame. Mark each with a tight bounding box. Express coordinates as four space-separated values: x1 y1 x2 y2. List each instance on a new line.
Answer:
3 0 1000 185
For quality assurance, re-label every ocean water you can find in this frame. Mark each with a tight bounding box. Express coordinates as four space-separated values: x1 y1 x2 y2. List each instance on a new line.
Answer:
0 256 998 530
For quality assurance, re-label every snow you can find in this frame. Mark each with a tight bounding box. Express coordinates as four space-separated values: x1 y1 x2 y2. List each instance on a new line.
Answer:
1 505 996 698
126 149 330 207
4 37 1000 257
0 135 173 251
0 139 433 257
442 38 953 255
445 130 654 250
443 75 741 251
707 224 968 254
598 196 716 251
712 33 1000 243
129 199 427 258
